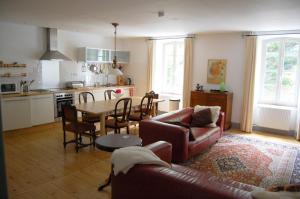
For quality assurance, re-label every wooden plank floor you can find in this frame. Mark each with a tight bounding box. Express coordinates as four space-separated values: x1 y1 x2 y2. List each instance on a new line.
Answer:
3 122 139 199
3 122 299 198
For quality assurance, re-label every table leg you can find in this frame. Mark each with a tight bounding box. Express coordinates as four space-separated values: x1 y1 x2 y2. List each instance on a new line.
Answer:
100 113 106 135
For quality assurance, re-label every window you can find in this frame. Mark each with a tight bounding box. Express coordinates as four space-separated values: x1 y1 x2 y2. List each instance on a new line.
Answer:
259 37 300 106
153 39 184 95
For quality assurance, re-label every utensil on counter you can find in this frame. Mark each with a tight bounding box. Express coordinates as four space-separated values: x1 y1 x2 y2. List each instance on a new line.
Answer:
20 80 35 93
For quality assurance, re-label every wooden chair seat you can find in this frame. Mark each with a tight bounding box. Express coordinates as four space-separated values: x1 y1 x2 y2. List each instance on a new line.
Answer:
129 94 154 124
62 104 96 153
65 122 96 132
128 112 149 121
83 113 101 123
105 119 129 128
105 98 132 134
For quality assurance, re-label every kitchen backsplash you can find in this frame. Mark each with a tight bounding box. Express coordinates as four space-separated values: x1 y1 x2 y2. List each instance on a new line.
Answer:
0 60 117 89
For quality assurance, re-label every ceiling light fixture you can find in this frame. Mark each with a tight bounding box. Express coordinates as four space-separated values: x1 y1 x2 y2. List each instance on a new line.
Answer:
112 22 119 69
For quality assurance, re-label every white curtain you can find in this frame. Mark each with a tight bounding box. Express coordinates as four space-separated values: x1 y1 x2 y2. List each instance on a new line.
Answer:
240 36 257 133
296 93 300 140
147 40 155 92
182 38 193 108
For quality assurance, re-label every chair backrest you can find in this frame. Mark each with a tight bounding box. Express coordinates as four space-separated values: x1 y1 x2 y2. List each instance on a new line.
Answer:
114 98 132 123
61 104 78 128
79 92 95 104
104 90 116 101
139 95 154 118
146 90 158 99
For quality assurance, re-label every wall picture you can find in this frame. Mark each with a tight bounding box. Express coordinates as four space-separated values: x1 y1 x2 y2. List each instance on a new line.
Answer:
207 59 227 84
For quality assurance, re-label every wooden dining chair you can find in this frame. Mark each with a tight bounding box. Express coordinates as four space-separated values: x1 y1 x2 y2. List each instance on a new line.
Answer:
104 90 116 101
129 95 154 123
105 98 132 134
78 92 101 124
61 104 96 152
146 90 159 116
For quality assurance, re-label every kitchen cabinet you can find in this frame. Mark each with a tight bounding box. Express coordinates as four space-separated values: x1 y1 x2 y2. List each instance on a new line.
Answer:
1 94 55 131
78 47 111 63
110 51 130 63
190 91 233 130
31 94 54 126
92 90 105 101
74 91 95 104
78 47 130 63
1 96 31 131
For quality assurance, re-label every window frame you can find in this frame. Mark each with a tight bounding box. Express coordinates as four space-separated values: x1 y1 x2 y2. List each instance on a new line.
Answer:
160 40 184 95
259 37 300 107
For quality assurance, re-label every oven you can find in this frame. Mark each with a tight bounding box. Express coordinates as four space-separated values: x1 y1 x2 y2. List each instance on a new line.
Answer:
54 92 74 118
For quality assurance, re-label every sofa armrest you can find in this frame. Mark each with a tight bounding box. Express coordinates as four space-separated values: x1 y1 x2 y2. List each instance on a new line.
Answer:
216 111 225 135
140 120 189 162
145 141 172 163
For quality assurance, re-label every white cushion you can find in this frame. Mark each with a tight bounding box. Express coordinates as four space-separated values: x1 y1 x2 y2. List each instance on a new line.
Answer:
194 105 221 127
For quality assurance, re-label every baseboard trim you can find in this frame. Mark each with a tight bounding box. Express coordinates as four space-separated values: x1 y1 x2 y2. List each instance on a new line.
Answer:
229 122 295 137
253 125 296 137
231 122 240 129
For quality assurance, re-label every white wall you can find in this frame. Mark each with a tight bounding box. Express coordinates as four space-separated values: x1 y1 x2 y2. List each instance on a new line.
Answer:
192 33 246 123
119 38 148 96
119 33 246 123
0 22 115 89
0 22 45 88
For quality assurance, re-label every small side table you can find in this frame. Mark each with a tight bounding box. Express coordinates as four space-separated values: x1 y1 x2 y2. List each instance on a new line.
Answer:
95 134 142 191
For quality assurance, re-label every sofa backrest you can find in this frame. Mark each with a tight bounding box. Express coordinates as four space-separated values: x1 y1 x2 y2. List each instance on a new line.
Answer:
151 107 194 124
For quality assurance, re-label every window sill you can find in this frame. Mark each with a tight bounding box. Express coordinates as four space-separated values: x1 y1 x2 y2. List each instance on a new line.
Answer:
257 103 297 111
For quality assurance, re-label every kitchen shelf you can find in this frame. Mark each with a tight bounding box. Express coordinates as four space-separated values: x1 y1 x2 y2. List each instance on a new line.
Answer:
0 73 27 77
0 63 26 67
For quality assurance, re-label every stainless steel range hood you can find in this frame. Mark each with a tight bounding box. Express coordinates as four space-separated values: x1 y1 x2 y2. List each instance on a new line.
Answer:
40 28 71 61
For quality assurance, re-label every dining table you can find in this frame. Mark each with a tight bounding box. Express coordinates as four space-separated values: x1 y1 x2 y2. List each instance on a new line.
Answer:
75 96 164 135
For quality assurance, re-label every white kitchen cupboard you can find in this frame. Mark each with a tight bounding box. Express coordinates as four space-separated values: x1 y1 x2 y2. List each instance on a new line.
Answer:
78 47 130 63
1 96 31 131
110 51 130 63
92 90 105 101
30 94 54 126
78 47 110 63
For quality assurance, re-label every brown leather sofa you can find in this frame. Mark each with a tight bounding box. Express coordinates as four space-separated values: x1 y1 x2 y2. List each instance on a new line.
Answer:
111 141 255 199
140 107 225 162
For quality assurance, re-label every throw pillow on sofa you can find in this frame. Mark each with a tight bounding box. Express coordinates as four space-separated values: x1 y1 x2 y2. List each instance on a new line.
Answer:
190 108 213 127
194 105 221 127
164 119 195 141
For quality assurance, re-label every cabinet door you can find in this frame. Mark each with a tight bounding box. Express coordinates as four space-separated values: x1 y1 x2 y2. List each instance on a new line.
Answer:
93 90 105 101
99 50 110 62
190 91 207 106
122 88 130 97
31 95 55 126
111 51 130 63
86 48 99 62
1 97 32 131
207 94 227 111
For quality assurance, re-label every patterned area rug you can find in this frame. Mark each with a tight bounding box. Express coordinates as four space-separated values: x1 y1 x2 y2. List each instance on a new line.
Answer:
182 134 300 188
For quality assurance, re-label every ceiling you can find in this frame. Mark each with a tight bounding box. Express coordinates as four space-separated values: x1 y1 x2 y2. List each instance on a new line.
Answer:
0 0 300 37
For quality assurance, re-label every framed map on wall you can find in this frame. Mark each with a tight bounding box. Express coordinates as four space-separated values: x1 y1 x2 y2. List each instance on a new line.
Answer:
207 59 227 84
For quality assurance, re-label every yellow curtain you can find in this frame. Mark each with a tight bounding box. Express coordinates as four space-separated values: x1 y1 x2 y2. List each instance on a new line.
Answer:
240 36 257 133
182 38 193 108
147 40 154 92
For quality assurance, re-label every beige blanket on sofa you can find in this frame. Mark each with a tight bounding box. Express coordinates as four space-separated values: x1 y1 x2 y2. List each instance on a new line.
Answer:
111 146 170 175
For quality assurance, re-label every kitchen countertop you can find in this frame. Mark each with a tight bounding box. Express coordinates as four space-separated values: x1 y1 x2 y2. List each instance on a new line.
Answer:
0 91 54 98
0 85 135 98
